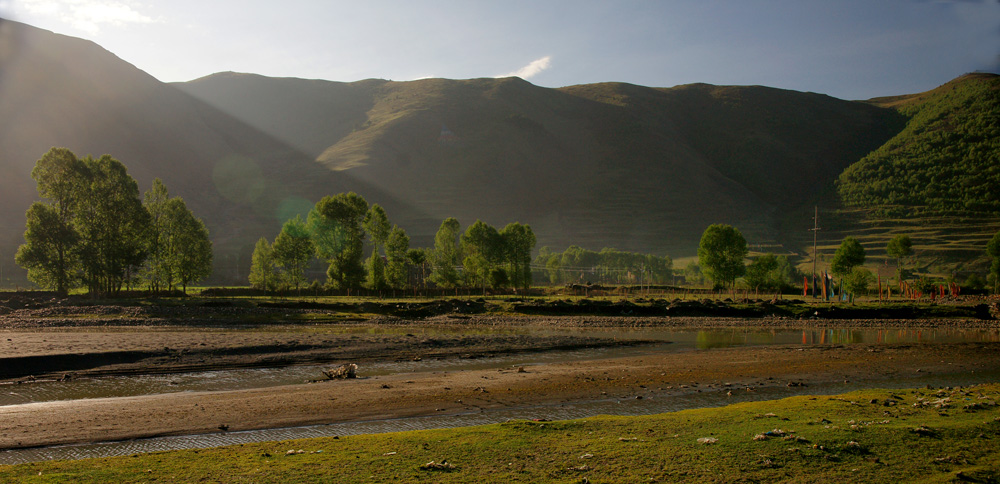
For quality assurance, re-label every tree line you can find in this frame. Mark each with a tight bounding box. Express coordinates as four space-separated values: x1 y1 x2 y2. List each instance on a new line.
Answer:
533 246 673 286
249 193 537 293
16 148 212 296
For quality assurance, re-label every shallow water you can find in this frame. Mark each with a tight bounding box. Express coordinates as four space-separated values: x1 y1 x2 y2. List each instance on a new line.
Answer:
0 326 998 464
1 327 997 406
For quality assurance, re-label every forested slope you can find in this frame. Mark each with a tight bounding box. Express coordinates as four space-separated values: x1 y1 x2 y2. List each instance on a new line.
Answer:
838 73 1000 215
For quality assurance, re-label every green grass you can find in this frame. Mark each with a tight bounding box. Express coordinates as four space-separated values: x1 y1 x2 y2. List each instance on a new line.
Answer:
3 385 999 483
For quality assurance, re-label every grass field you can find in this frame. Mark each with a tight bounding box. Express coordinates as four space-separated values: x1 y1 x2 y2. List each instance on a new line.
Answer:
3 385 998 483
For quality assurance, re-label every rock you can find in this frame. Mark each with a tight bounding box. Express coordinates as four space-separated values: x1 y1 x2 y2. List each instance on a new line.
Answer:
322 363 358 380
419 460 455 471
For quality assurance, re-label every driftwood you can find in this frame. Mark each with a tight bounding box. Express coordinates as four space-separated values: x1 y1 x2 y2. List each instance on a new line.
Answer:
322 363 358 380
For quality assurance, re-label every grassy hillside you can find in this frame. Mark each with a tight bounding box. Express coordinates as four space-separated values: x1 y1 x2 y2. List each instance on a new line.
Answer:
785 74 1000 277
838 73 1000 215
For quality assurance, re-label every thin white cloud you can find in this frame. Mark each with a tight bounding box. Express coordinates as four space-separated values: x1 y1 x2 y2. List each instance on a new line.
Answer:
499 56 552 80
17 0 156 34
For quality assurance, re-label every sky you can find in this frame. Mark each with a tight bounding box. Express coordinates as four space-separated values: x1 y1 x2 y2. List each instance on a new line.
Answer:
1 0 998 100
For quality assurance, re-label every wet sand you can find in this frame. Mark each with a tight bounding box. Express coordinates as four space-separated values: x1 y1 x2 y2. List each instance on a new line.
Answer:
1 334 997 450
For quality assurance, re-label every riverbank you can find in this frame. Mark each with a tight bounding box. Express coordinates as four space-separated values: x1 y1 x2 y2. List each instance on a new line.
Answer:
1 338 997 451
2 383 998 483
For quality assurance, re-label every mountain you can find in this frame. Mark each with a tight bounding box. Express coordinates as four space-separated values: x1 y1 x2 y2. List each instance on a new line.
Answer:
6 18 994 287
839 73 1000 215
177 74 901 258
0 18 425 285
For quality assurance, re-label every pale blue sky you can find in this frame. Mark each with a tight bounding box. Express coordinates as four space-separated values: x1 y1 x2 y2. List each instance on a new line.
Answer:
1 0 998 99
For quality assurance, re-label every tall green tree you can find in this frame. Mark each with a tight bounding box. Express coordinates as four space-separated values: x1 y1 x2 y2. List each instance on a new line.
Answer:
831 236 866 277
249 237 277 291
15 148 87 294
499 222 536 291
166 198 213 293
988 230 1000 294
142 180 212 293
74 155 150 295
385 226 411 289
142 179 172 292
461 220 502 290
365 251 387 291
15 203 80 293
886 234 913 282
273 216 314 291
697 224 747 289
307 193 368 290
429 217 462 288
362 204 392 290
363 204 391 250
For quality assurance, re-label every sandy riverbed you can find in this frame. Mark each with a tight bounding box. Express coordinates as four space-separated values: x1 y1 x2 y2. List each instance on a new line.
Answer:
0 313 997 450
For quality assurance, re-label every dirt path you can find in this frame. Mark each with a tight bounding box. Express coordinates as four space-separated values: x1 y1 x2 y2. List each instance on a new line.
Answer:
1 341 996 450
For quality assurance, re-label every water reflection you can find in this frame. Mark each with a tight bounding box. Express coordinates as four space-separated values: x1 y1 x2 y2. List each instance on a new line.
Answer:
1 327 997 407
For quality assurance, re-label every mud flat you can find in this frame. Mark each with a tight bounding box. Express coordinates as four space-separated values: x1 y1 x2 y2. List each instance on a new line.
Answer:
0 297 998 451
1 333 997 450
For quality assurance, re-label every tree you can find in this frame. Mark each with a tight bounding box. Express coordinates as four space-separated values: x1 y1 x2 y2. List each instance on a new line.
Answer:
743 253 779 292
544 254 562 284
843 266 875 296
886 234 913 282
74 155 151 295
307 193 368 290
831 236 866 277
461 220 502 291
772 255 801 291
362 204 392 290
365 251 387 291
684 261 703 285
249 237 277 291
499 222 536 291
429 218 462 288
385 226 410 289
15 203 79 293
697 224 747 289
273 216 314 291
15 148 87 295
988 230 1000 294
363 204 391 250
159 197 212 293
142 179 172 292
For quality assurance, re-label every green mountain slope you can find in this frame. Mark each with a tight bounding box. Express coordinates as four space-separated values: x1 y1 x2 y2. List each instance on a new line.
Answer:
776 74 1000 278
837 73 1000 214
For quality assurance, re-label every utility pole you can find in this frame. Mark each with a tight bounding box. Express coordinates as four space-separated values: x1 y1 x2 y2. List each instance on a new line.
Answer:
809 206 820 298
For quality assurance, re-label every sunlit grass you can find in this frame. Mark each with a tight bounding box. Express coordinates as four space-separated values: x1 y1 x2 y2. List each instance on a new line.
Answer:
3 384 998 483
